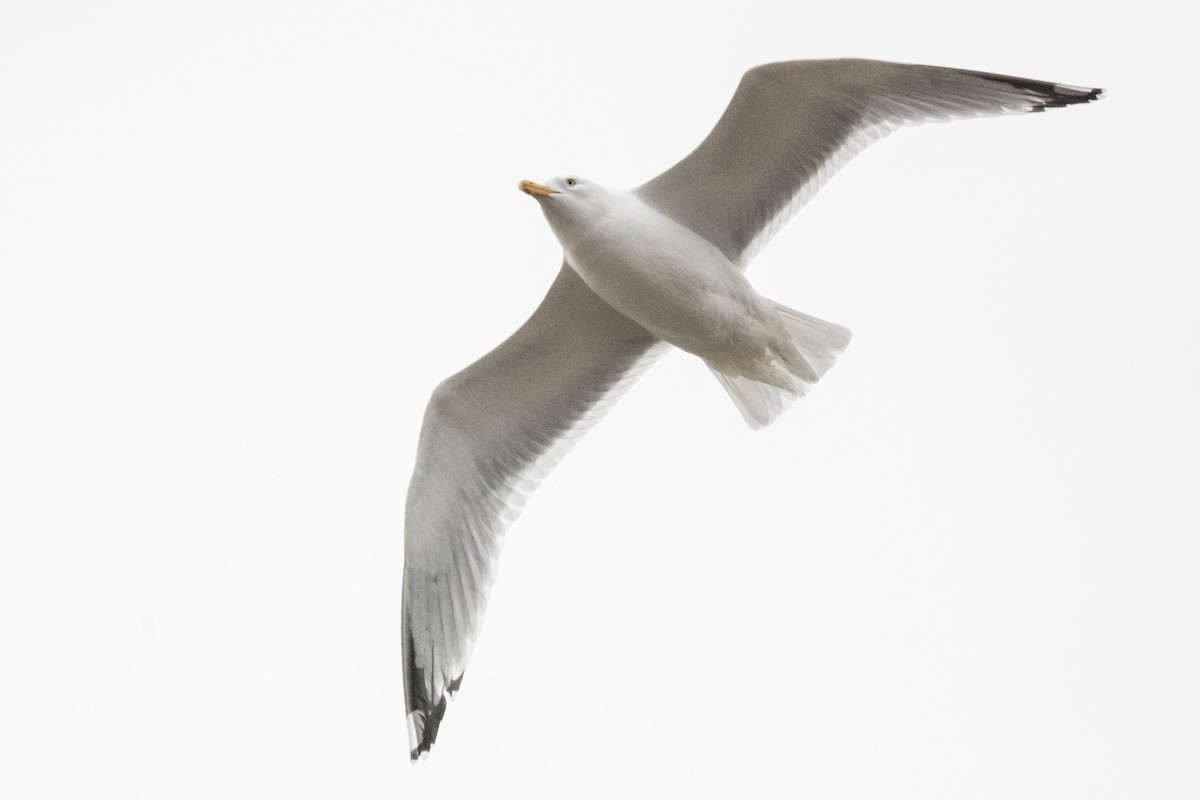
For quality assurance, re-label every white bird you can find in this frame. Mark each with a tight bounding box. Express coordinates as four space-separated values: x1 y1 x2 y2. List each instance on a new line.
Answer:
402 58 1102 760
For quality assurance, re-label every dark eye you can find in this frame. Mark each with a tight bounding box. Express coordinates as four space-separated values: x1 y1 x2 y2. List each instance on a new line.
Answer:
565 178 577 187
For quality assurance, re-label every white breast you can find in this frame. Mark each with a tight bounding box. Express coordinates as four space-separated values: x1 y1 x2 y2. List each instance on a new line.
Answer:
557 192 771 360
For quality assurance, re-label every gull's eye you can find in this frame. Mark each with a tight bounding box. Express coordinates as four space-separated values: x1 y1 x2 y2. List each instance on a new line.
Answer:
565 178 577 187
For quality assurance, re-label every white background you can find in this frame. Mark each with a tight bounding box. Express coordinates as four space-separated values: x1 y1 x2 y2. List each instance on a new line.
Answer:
3 1 1198 797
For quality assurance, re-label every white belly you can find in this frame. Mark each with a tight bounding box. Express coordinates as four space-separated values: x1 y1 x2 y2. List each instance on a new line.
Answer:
561 198 774 363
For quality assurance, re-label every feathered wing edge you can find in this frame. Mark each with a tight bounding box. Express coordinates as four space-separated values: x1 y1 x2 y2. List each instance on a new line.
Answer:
402 264 664 760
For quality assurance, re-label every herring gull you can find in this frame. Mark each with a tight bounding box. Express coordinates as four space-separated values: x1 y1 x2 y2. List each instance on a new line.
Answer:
402 58 1102 760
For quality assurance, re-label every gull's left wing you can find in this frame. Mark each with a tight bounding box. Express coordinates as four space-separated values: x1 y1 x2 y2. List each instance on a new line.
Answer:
637 58 1102 268
403 263 662 760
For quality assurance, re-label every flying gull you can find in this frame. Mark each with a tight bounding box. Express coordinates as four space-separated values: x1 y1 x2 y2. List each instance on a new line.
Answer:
402 58 1102 760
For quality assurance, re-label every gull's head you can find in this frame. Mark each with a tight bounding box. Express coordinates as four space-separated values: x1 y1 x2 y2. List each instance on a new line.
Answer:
518 175 612 243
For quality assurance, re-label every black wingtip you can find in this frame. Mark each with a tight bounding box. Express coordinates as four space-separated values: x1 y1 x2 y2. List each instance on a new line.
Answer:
407 671 467 763
409 695 448 763
405 619 463 763
991 74 1105 111
1037 83 1104 109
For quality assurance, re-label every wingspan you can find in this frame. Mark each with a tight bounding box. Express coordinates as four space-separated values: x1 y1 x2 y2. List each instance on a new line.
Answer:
637 58 1102 267
404 59 1102 759
402 264 662 760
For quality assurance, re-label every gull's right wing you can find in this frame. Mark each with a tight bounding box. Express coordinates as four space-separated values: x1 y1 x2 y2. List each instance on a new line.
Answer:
402 263 662 760
637 58 1102 268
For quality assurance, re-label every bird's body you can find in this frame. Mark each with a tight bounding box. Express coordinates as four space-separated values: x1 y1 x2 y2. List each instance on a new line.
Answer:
402 58 1103 760
537 180 811 389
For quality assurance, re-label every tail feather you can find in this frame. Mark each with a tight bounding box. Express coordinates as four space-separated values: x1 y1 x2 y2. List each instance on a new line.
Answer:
772 304 852 375
710 303 851 429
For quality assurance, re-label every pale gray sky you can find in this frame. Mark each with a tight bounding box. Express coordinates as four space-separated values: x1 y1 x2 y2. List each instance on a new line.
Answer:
2 1 1198 798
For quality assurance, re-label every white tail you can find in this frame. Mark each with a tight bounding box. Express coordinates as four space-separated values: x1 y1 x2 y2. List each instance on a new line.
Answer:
709 303 851 429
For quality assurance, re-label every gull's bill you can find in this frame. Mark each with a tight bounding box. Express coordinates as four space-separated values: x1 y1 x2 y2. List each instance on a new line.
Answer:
404 58 1102 761
519 179 558 197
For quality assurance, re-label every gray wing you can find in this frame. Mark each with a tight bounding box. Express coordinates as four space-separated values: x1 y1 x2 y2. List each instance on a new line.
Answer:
636 58 1102 267
403 263 662 760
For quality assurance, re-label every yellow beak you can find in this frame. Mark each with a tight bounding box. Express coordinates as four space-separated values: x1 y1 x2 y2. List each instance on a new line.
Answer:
518 179 558 198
